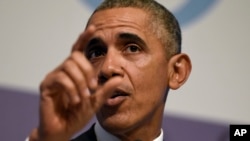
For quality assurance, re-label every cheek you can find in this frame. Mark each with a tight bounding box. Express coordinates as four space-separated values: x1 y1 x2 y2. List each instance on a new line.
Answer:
127 55 168 103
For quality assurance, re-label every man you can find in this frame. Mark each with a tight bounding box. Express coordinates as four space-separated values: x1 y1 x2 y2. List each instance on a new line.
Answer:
28 0 191 140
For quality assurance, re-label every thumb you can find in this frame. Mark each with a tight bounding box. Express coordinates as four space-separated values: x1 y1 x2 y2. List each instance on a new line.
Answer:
90 76 123 110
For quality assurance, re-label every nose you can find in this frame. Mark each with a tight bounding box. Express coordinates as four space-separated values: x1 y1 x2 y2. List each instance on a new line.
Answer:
98 50 124 85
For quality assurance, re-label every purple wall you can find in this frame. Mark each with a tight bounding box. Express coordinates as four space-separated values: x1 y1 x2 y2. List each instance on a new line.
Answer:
0 87 229 141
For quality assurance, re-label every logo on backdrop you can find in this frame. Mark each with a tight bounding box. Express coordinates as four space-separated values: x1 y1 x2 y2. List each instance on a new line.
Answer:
80 0 218 27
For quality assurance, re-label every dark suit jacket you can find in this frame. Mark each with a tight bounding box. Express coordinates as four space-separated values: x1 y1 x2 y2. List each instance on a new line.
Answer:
71 125 97 141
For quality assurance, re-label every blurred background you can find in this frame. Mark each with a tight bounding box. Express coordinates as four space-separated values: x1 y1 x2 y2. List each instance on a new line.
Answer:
0 0 249 140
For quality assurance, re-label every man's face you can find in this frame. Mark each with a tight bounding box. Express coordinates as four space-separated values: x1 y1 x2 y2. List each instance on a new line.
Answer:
85 7 170 133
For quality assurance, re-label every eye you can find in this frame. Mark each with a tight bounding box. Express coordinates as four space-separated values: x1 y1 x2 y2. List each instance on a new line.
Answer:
86 47 106 60
90 50 104 58
125 44 141 53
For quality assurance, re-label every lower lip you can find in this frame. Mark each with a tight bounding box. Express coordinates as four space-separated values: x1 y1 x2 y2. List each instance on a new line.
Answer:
105 96 127 106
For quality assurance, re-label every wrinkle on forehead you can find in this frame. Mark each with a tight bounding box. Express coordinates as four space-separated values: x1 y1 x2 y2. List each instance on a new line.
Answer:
87 7 149 32
86 7 152 45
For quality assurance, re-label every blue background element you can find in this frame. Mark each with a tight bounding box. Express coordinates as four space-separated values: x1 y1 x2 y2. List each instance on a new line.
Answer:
173 0 218 27
80 0 218 27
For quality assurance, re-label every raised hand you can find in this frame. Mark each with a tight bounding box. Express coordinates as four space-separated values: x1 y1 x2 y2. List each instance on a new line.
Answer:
29 26 122 141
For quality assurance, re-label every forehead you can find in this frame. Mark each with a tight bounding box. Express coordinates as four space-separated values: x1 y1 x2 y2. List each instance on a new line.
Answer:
89 7 149 27
87 7 150 39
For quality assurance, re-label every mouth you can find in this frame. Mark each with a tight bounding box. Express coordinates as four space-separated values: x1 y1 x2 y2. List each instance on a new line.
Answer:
110 89 129 99
105 89 129 106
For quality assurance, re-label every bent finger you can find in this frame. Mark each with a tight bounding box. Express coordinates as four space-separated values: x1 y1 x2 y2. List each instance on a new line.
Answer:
62 59 89 100
72 25 96 52
70 52 97 90
42 71 80 106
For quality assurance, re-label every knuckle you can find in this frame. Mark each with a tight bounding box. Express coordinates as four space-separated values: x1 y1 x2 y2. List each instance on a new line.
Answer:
39 71 54 92
71 51 81 60
56 72 77 95
65 81 75 92
40 71 66 91
71 52 93 72
63 60 74 72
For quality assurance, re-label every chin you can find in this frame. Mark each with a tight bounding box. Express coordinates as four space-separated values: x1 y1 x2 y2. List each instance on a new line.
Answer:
97 111 133 133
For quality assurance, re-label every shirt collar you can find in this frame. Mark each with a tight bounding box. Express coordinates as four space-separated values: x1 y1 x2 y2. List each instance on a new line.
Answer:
94 122 164 141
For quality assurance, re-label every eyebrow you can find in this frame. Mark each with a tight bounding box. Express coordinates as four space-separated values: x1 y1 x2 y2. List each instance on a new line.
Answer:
85 33 147 52
118 33 147 47
87 37 103 47
85 37 105 51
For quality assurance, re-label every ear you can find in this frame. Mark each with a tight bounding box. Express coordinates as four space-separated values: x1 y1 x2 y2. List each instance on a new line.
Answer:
168 53 192 90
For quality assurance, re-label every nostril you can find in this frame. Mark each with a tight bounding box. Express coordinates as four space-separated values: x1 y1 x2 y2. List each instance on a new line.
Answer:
112 73 120 77
98 75 108 85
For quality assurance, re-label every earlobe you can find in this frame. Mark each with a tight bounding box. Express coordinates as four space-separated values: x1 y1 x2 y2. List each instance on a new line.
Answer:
168 53 192 90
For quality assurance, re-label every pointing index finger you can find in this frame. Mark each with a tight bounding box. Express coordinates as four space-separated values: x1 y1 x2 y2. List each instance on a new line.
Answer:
72 25 96 52
71 25 97 89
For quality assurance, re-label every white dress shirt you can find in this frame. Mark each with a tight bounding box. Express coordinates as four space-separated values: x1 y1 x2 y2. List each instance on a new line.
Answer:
95 122 164 141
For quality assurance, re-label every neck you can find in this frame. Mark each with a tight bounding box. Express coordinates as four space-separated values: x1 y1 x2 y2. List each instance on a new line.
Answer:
113 105 165 141
117 126 162 141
